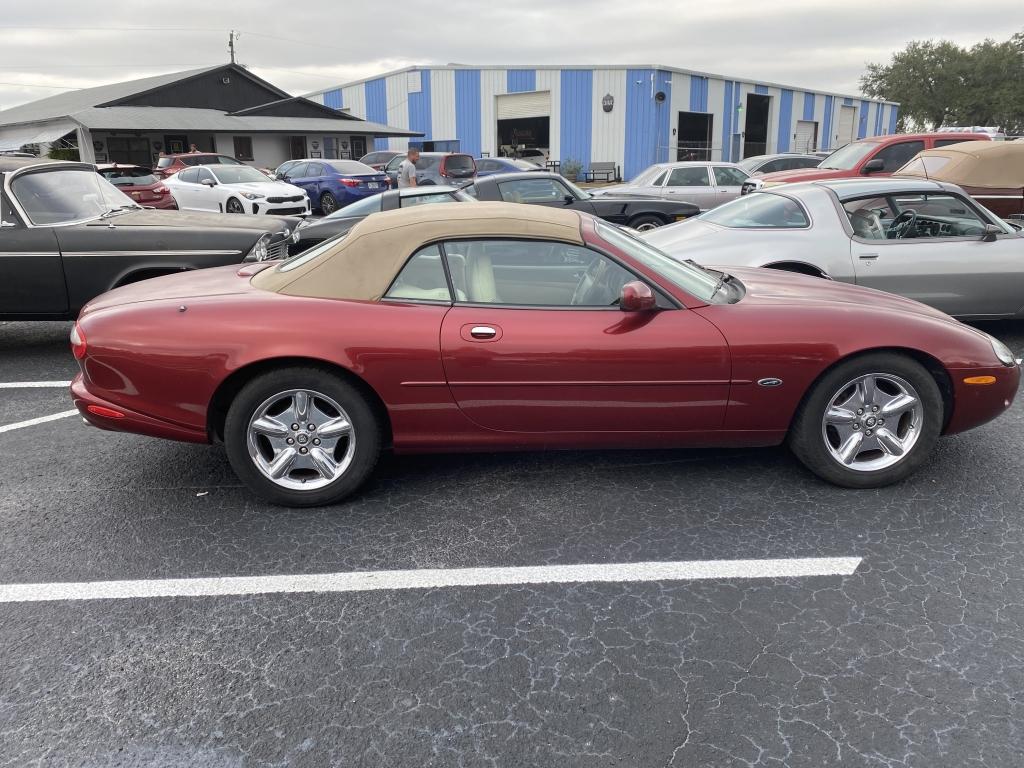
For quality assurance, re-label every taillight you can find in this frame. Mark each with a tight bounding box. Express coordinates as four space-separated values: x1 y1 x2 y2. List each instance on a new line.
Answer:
153 185 168 195
70 322 87 360
87 405 125 419
340 178 360 187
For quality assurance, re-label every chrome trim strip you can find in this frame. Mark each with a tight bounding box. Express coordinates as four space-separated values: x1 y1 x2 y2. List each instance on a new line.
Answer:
0 251 60 257
62 250 243 257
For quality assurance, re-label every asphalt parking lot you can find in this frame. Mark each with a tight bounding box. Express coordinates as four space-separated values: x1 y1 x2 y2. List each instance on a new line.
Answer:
2 319 1023 767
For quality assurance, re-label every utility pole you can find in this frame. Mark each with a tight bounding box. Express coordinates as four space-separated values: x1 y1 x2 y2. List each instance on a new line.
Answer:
228 30 236 64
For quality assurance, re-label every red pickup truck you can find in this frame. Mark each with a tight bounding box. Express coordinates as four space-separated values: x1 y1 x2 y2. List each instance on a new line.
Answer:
743 132 991 193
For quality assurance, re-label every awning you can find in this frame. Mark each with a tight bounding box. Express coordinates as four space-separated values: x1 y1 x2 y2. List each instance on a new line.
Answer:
0 121 77 151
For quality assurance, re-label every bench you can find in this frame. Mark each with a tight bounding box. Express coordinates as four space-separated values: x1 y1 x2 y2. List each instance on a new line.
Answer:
583 161 620 182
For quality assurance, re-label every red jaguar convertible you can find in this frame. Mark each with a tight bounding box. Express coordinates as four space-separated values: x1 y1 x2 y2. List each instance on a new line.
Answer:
70 203 1019 506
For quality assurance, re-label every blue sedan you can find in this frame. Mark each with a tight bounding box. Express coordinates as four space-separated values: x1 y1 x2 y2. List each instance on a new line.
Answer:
474 157 547 177
280 159 389 214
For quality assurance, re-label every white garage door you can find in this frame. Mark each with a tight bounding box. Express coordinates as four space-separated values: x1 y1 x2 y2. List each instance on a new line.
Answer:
836 106 857 147
793 120 818 153
496 91 551 120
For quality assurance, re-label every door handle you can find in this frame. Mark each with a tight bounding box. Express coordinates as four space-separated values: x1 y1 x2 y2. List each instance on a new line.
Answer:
470 326 497 339
859 252 879 260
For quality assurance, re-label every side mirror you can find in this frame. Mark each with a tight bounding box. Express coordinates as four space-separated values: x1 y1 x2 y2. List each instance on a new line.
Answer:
619 281 656 311
861 158 885 174
200 178 216 187
563 194 575 205
981 223 1003 242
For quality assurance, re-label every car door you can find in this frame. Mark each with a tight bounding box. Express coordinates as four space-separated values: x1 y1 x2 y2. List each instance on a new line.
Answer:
0 187 68 315
435 238 730 432
193 167 221 212
170 167 201 209
867 140 925 175
281 162 309 189
494 176 594 214
711 166 750 208
298 162 323 199
846 191 1023 317
663 166 716 210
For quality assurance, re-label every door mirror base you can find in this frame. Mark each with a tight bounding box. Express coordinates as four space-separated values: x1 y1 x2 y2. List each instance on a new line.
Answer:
620 281 656 311
981 224 1003 242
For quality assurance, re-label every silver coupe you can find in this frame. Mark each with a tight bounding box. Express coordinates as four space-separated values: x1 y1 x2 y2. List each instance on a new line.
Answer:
642 178 1023 320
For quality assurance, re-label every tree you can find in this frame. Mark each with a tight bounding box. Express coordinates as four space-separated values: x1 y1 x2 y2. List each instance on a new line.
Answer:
861 31 1024 134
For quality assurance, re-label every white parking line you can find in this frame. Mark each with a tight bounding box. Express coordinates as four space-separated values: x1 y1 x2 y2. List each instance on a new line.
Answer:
0 381 72 389
0 410 79 434
0 557 862 604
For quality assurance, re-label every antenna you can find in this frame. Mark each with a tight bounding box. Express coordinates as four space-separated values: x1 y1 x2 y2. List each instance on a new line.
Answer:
228 30 237 64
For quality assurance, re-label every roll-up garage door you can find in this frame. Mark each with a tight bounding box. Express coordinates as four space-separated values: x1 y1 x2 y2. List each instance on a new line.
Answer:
496 91 551 120
793 120 817 153
836 106 857 147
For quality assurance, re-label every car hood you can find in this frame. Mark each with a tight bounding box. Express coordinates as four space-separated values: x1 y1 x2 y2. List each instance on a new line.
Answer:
227 181 304 195
722 265 954 322
82 262 274 316
92 207 294 233
757 167 856 183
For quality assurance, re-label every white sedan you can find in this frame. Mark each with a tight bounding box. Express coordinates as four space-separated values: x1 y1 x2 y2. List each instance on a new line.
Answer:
642 177 1023 320
165 164 311 216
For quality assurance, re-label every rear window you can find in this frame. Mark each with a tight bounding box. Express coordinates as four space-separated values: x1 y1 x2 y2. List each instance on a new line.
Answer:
99 167 157 185
328 160 377 175
156 157 173 168
443 155 475 173
700 192 810 229
325 194 382 219
415 156 441 170
897 156 952 176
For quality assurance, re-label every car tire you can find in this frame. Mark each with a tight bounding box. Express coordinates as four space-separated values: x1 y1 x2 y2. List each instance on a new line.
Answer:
224 367 382 507
226 197 245 214
628 214 665 231
788 352 943 488
320 191 338 215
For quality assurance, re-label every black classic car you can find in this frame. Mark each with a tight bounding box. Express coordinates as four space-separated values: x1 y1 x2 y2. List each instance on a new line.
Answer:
1 158 300 320
462 171 699 230
289 185 474 255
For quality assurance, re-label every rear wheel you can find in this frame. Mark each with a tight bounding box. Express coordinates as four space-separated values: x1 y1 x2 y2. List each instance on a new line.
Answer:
224 367 381 506
320 191 338 215
788 353 942 488
628 214 665 231
225 197 245 214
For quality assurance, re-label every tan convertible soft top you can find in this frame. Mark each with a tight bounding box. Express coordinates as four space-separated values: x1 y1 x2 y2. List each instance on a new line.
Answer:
253 201 585 300
894 141 1024 189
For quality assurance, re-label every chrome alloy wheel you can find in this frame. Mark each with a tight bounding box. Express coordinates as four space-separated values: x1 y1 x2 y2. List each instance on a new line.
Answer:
246 389 355 491
820 373 923 472
633 222 660 231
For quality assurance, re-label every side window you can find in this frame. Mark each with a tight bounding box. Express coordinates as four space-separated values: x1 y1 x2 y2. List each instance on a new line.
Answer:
478 160 496 172
179 168 199 183
385 156 404 172
874 141 924 171
842 197 895 240
196 168 216 184
758 160 783 174
289 163 309 178
666 167 711 187
888 193 988 237
306 164 323 176
650 170 668 187
401 193 457 208
384 245 451 302
712 166 749 186
444 239 636 307
497 178 565 203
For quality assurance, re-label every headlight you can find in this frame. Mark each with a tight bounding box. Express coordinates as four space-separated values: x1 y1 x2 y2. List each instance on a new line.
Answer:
290 228 301 243
990 336 1017 366
245 233 271 262
241 192 265 200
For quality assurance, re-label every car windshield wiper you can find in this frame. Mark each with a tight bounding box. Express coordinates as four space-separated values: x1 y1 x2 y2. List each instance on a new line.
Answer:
683 258 715 275
709 270 734 299
99 205 137 219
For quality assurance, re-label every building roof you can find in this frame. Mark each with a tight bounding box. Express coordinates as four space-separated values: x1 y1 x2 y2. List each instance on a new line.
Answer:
0 64 419 138
305 64 898 107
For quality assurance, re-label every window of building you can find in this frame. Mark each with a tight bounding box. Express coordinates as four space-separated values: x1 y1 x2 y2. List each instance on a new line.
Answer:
233 136 254 161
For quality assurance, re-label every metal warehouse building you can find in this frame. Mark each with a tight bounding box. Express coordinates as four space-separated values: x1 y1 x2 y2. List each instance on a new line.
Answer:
307 65 899 180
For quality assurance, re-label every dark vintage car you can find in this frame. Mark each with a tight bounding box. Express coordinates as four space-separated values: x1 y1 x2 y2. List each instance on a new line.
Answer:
289 185 474 255
0 158 300 320
463 172 699 230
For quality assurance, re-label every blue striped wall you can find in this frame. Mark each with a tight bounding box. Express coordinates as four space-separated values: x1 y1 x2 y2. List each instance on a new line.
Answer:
323 89 343 109
454 69 481 158
365 78 387 150
623 68 671 179
822 95 834 150
721 81 734 161
507 70 536 93
408 70 432 141
857 100 869 139
777 89 794 152
802 92 815 122
874 102 885 135
689 75 708 111
888 105 899 134
754 84 768 95
560 70 592 173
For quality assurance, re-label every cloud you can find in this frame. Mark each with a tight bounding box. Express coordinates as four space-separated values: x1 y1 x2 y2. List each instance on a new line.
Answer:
0 0 1020 111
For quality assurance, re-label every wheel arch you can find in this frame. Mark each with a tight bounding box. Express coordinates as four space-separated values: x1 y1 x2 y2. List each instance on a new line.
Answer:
113 266 190 288
788 346 954 434
627 210 671 226
207 356 393 448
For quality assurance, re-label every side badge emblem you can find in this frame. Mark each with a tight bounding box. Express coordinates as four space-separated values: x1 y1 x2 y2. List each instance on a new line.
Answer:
757 377 783 387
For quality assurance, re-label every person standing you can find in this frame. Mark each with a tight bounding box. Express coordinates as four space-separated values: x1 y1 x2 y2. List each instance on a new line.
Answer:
397 147 419 188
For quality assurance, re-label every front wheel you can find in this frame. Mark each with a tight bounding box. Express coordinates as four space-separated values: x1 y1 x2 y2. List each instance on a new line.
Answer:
224 367 382 506
788 353 943 488
225 197 245 214
628 214 665 231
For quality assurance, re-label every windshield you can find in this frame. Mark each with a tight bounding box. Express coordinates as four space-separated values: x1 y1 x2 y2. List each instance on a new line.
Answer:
211 166 275 184
595 221 719 302
325 194 382 219
818 141 878 170
736 157 764 172
278 232 349 271
700 192 810 228
561 177 591 200
99 167 158 186
11 168 137 225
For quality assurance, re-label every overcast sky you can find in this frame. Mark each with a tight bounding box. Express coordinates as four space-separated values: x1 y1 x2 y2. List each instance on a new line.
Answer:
1 1 1021 111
